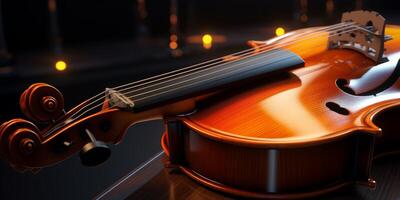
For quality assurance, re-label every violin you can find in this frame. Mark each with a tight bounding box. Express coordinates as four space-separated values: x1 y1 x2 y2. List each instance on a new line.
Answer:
1 10 400 198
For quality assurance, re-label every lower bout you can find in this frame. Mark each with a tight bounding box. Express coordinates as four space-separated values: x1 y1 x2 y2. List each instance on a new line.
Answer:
162 120 376 199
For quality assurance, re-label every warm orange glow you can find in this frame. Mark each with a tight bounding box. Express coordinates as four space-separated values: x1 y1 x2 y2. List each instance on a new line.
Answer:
48 0 56 12
170 14 177 24
262 28 329 60
222 55 240 62
170 34 178 42
137 0 147 19
261 67 329 139
326 0 334 15
285 32 328 59
203 43 212 49
275 27 285 36
55 61 67 71
186 34 226 44
202 34 213 49
300 14 308 23
169 41 178 49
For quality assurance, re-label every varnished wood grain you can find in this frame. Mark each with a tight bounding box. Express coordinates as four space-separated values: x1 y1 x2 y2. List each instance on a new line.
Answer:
183 25 400 146
89 25 400 198
159 25 400 198
3 24 400 199
161 124 375 198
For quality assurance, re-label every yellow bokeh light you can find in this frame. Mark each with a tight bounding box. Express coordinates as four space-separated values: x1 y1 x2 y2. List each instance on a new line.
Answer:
169 41 178 49
202 34 213 44
55 61 67 71
275 27 285 36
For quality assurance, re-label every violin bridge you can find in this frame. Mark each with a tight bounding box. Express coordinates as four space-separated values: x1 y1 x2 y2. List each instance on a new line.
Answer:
329 10 388 63
105 88 135 109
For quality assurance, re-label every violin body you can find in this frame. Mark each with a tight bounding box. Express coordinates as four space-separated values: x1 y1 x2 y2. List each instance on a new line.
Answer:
162 25 400 198
1 10 400 199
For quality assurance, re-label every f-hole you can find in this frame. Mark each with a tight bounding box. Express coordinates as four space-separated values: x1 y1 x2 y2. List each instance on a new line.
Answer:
326 102 350 115
336 59 400 96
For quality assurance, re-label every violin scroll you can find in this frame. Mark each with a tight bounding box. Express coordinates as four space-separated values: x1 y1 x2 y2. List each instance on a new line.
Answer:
0 83 138 171
20 83 65 123
0 119 41 172
0 83 68 171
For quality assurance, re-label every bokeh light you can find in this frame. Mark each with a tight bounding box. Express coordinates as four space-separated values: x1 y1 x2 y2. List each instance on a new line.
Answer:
55 61 67 71
202 34 213 49
275 27 285 36
169 41 178 49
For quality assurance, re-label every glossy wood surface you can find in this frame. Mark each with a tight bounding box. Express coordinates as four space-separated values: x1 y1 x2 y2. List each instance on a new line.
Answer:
155 25 400 198
2 23 400 199
183 25 400 147
162 121 375 198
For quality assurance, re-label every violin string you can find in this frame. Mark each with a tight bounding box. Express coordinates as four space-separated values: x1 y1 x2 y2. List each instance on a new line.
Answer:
123 24 358 99
44 50 302 137
114 22 352 92
70 24 361 121
68 22 354 119
73 25 361 121
44 23 363 137
44 23 362 136
127 26 367 103
51 23 385 138
125 25 363 99
131 51 298 103
114 22 354 94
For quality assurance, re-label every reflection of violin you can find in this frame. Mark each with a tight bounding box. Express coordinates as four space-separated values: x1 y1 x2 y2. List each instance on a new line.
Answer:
1 10 400 198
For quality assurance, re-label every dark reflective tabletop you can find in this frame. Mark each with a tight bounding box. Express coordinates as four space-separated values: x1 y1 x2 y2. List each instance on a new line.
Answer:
96 151 400 200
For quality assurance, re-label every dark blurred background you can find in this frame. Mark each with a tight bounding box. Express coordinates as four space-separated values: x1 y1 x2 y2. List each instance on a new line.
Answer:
0 0 399 199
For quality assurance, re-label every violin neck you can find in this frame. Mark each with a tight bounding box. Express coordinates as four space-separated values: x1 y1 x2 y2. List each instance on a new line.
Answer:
108 49 305 112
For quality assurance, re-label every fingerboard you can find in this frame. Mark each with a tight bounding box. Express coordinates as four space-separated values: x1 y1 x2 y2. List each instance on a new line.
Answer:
126 49 304 112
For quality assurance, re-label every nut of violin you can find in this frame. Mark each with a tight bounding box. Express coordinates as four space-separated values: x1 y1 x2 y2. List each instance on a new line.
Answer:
20 83 65 123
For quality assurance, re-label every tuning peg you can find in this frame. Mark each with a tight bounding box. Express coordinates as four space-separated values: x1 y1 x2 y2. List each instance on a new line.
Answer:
0 119 44 172
20 83 65 123
79 129 111 167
